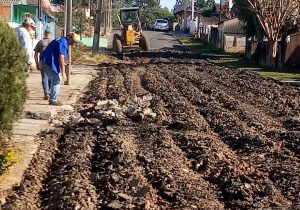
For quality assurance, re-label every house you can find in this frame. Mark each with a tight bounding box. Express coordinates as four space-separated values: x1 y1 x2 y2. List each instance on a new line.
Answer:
1 0 60 39
173 1 234 33
197 15 219 42
218 18 246 52
173 4 199 32
12 3 56 38
0 0 21 21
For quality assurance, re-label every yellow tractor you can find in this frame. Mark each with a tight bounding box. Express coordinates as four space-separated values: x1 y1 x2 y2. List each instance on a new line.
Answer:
113 7 150 54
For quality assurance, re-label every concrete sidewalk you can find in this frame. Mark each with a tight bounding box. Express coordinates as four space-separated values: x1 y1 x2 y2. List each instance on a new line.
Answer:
0 65 98 203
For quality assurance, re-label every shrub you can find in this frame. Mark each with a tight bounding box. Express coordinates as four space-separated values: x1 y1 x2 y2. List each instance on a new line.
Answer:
0 147 18 173
0 20 27 141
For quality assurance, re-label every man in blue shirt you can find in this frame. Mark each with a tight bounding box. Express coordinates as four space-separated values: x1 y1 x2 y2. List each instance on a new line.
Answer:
40 32 79 106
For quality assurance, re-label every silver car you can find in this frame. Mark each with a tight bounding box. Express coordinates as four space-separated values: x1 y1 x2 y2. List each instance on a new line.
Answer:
153 19 169 31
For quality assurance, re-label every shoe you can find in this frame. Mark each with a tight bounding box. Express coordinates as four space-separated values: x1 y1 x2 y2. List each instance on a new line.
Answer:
49 100 63 106
44 94 50 100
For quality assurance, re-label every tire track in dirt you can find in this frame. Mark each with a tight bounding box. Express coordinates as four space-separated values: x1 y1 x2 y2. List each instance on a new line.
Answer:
39 124 98 210
89 64 172 209
2 130 63 210
141 67 291 208
91 122 170 209
109 65 223 209
150 62 300 207
174 63 300 156
193 62 300 119
171 64 300 206
105 66 128 103
136 124 224 209
169 64 282 131
81 66 109 103
160 64 281 152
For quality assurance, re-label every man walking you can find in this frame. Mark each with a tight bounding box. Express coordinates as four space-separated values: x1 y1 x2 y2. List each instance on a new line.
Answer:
34 29 53 100
40 32 79 106
15 17 36 71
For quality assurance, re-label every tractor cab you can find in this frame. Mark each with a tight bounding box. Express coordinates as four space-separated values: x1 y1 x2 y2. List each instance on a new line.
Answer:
113 7 149 54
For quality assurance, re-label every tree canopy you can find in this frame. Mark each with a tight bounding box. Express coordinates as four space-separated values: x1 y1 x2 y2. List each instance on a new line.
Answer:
112 0 174 28
196 0 216 16
234 0 300 67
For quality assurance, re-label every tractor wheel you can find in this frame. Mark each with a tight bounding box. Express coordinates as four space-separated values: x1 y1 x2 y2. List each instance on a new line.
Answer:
113 34 122 54
139 34 150 51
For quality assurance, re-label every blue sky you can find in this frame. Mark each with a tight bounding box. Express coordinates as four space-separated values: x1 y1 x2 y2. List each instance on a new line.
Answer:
160 0 176 11
160 0 221 11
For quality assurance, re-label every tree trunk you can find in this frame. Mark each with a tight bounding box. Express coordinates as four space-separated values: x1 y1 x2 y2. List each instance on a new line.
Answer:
266 40 277 68
253 15 264 65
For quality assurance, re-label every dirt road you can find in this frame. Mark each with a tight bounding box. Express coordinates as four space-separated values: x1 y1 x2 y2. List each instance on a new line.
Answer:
3 53 300 210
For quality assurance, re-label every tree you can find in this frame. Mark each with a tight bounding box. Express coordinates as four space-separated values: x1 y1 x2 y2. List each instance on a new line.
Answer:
196 0 215 16
244 0 300 67
232 0 257 37
140 6 174 29
205 0 214 9
134 0 160 7
196 0 205 8
0 21 27 140
73 0 90 37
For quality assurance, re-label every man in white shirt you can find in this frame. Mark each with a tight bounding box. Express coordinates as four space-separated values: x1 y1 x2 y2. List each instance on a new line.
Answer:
15 18 36 71
190 19 197 38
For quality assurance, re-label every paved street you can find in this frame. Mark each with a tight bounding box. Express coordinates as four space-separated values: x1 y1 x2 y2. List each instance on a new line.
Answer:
108 30 181 51
144 30 180 50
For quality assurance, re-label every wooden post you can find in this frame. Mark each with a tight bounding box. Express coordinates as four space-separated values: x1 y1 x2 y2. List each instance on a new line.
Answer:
191 0 194 20
183 0 187 31
219 0 222 23
64 0 68 36
65 0 72 85
92 0 102 53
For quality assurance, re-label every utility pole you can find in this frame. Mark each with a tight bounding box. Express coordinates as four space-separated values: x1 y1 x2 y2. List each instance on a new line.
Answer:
64 0 68 36
92 0 102 53
191 0 194 20
37 0 43 40
65 0 72 85
103 0 107 36
219 0 222 23
109 0 112 28
183 0 187 31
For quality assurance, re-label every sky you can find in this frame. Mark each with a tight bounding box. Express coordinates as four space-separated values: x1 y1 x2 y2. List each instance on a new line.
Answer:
160 0 222 11
160 0 176 11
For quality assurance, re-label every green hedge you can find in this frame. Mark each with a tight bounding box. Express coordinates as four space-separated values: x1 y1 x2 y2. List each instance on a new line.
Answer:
0 20 27 140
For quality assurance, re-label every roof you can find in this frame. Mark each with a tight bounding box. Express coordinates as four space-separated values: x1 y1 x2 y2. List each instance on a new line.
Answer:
27 0 61 13
199 16 219 26
219 18 245 34
0 0 20 4
173 4 184 13
120 7 139 11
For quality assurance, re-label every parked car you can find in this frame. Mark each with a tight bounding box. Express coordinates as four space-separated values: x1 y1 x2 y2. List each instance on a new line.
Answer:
153 19 169 31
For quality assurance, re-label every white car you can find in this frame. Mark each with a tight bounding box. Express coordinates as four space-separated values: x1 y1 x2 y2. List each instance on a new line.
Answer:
153 19 169 31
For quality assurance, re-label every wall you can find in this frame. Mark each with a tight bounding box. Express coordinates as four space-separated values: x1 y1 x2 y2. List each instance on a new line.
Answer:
224 34 246 53
0 5 10 21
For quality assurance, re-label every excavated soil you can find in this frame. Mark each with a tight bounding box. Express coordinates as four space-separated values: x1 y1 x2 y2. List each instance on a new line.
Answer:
3 52 300 210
